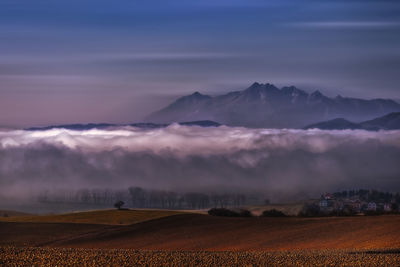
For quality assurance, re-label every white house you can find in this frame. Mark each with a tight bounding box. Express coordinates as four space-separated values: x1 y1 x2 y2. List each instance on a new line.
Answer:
384 203 392 212
367 202 377 211
319 199 328 208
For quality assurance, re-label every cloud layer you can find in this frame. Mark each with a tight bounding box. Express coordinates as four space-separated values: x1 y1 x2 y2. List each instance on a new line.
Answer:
1 125 400 201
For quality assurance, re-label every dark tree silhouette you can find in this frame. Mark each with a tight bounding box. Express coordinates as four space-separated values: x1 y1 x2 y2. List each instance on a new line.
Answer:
114 200 125 210
261 209 287 217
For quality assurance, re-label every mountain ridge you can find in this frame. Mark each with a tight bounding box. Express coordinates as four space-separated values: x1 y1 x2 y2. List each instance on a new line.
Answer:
26 120 221 131
305 112 400 130
145 82 400 128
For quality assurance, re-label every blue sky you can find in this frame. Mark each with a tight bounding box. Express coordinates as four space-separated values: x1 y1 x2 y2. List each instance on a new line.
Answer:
1 0 400 126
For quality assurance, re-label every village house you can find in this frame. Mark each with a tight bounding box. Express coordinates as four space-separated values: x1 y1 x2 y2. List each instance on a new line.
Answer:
334 200 344 211
315 191 399 215
319 194 336 213
367 202 377 211
384 203 392 212
345 200 362 213
319 199 328 208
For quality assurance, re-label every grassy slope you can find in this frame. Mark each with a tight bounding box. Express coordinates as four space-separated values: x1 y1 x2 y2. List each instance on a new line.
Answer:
0 209 184 225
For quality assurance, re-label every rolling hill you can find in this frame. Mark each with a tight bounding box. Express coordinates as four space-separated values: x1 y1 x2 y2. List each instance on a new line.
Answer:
0 209 184 225
0 210 31 218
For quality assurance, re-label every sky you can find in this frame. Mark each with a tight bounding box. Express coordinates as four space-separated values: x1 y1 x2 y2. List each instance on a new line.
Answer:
1 0 400 127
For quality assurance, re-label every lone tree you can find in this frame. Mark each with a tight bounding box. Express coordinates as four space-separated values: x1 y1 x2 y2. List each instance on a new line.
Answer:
114 200 125 210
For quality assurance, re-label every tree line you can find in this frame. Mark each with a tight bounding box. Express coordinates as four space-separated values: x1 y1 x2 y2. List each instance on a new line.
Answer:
37 187 260 209
331 189 400 203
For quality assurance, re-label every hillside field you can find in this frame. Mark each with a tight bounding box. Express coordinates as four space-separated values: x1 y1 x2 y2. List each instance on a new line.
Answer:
0 209 184 225
0 210 399 251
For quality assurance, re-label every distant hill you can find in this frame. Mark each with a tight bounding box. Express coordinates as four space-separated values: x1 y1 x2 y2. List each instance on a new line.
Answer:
26 120 221 131
305 112 400 130
27 123 118 131
0 210 31 218
360 112 400 130
0 209 183 225
145 82 400 128
178 120 221 127
305 118 363 130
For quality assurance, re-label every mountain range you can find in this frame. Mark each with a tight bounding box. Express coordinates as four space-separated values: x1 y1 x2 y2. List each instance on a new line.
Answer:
145 82 400 128
26 121 221 131
305 112 400 131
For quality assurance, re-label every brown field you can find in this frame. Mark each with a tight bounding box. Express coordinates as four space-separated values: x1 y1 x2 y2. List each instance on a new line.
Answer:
0 209 183 225
1 247 400 266
1 210 399 265
1 211 399 251
0 210 31 217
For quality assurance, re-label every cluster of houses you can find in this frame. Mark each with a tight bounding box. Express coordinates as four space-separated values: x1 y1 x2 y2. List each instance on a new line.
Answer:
318 192 399 214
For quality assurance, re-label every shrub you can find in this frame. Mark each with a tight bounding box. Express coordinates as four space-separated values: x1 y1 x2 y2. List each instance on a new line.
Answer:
208 208 239 217
208 208 252 217
298 204 321 217
261 209 286 217
238 209 253 217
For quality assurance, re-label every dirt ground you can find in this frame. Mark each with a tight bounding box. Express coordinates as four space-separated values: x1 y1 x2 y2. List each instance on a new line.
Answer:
1 213 399 251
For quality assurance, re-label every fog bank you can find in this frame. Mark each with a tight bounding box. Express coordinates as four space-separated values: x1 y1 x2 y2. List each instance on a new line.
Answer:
1 125 400 202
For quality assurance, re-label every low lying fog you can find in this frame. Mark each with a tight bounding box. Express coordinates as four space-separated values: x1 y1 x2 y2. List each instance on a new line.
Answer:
1 124 400 202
